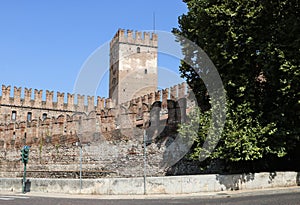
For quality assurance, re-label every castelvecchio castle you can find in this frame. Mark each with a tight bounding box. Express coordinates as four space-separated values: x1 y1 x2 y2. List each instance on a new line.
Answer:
0 29 193 178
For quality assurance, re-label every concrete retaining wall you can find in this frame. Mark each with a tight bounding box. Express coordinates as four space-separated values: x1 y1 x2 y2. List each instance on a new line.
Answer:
1 172 299 195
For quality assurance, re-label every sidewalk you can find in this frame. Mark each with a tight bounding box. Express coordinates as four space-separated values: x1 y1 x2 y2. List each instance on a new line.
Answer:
2 186 300 200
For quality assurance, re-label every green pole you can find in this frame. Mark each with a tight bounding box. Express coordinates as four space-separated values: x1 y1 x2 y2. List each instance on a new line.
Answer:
22 162 27 194
21 146 30 194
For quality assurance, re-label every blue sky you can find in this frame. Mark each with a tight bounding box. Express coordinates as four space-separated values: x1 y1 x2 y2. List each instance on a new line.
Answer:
0 1 187 99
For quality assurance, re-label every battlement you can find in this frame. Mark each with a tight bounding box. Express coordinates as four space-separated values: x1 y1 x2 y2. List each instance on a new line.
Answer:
0 82 188 114
110 29 158 48
0 85 114 112
0 82 190 140
120 82 188 109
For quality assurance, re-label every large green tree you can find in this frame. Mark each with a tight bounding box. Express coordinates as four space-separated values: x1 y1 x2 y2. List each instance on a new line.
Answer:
175 0 300 170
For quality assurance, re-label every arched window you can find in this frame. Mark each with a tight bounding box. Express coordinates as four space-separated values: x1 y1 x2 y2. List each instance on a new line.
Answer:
144 69 147 74
137 47 140 53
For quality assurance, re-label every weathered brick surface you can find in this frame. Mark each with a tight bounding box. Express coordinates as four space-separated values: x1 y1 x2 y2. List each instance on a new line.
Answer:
0 89 189 178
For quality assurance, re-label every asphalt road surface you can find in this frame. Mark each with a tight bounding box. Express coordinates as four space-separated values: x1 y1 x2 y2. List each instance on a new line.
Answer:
1 189 300 205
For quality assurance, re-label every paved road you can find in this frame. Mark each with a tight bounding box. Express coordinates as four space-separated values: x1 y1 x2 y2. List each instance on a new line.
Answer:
1 189 300 205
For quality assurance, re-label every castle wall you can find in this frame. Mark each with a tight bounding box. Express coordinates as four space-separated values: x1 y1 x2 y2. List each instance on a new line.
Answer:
0 82 189 144
0 27 200 178
0 82 191 178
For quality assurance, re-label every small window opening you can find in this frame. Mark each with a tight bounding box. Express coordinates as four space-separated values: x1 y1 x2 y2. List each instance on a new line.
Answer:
12 111 16 121
13 131 16 140
144 69 147 74
42 113 47 120
137 47 140 53
27 112 32 122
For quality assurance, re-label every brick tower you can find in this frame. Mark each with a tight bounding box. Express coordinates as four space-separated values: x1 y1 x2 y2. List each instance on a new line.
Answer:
109 29 158 105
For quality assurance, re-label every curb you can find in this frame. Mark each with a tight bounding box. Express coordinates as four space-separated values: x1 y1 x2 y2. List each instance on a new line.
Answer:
1 186 300 200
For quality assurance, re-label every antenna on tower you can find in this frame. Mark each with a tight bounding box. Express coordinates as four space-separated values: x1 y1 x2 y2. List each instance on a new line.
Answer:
153 12 156 33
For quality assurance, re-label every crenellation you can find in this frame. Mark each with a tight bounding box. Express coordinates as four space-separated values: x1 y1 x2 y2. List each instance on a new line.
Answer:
13 86 22 106
110 29 158 48
77 94 85 112
116 29 125 45
105 98 113 109
162 88 169 109
141 95 148 104
127 29 132 37
46 90 54 109
24 88 32 106
144 32 150 43
126 29 133 43
136 31 142 39
34 89 43 107
119 28 125 37
178 82 186 98
87 96 95 112
57 92 65 110
96 97 105 111
170 85 178 100
135 31 142 44
148 92 155 105
1 85 11 104
67 93 74 110
155 90 161 102
151 32 158 41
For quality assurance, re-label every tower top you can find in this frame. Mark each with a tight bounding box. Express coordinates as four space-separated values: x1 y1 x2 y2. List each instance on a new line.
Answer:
110 29 158 48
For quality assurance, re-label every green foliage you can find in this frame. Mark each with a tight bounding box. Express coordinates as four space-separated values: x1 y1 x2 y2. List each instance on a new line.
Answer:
175 0 300 168
179 100 283 164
